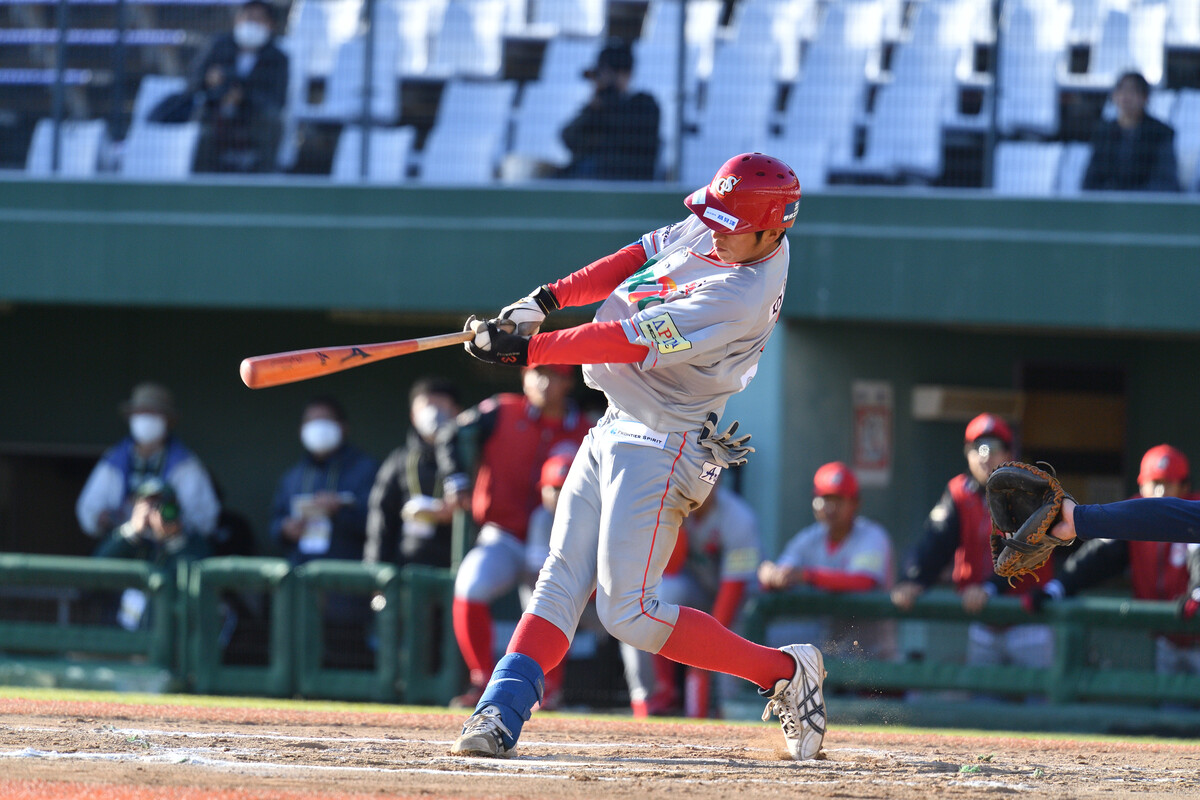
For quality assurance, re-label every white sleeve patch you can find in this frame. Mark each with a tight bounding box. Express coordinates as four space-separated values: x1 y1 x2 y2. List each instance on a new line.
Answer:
638 312 693 354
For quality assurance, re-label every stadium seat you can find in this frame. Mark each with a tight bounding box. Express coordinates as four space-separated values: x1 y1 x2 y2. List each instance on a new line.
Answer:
997 1 1070 136
531 0 605 36
1062 4 1168 89
131 75 188 125
1173 90 1200 192
386 0 437 76
25 118 106 177
858 82 946 179
1167 0 1200 46
509 79 592 169
782 1 883 168
418 78 516 183
285 0 364 118
331 125 416 182
730 0 818 82
1056 141 1093 195
429 0 509 77
306 33 401 122
697 41 777 148
119 122 200 179
994 141 1064 196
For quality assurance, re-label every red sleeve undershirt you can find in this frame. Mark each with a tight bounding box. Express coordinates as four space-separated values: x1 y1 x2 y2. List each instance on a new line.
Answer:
801 568 879 593
546 243 646 308
527 321 649 365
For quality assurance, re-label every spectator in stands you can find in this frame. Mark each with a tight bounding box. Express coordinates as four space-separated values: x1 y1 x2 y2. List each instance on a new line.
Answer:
188 0 288 173
270 396 378 666
891 414 1055 669
365 377 469 571
759 462 895 661
76 382 220 544
621 476 762 718
449 365 590 708
1082 71 1180 193
94 477 212 629
270 396 378 566
1030 444 1200 675
558 38 660 181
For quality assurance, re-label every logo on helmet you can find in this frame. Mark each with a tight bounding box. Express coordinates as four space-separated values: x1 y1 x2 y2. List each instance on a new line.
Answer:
713 175 740 197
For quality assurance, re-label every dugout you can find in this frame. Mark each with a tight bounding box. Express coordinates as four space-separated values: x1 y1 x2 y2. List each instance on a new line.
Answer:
0 182 1197 565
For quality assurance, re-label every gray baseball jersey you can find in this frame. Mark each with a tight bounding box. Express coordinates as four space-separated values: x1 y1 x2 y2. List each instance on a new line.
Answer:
777 517 894 589
527 218 789 657
583 215 789 432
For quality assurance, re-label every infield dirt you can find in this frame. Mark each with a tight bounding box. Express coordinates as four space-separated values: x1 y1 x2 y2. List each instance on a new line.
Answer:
1 696 1198 799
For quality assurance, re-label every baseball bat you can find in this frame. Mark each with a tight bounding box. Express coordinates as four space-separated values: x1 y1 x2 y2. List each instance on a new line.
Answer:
240 330 474 389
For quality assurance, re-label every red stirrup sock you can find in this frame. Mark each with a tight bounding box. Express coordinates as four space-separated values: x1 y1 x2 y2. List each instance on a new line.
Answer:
506 612 571 675
657 607 795 691
452 598 494 687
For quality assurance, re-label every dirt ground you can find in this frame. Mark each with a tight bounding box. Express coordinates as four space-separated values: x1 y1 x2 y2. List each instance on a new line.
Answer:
0 697 1198 799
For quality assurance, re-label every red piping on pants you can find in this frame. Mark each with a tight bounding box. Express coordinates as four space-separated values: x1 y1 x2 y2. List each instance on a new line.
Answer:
639 433 687 627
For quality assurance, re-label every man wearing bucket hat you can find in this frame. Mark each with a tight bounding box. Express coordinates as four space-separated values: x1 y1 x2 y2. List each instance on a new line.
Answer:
76 382 221 543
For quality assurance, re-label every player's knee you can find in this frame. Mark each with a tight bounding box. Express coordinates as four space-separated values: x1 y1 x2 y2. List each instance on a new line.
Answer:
595 591 670 651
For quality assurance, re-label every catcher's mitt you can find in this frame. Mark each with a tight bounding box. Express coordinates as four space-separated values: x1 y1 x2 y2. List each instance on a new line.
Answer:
985 461 1076 581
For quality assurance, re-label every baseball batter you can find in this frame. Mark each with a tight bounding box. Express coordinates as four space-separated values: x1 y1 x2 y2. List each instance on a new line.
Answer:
451 153 825 761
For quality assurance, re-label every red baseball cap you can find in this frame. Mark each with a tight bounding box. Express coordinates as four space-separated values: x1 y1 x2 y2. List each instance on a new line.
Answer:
812 461 859 499
539 453 573 489
1138 444 1189 484
964 413 1012 448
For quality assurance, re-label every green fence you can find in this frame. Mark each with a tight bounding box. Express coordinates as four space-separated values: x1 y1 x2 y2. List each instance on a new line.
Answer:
739 588 1200 734
0 554 460 703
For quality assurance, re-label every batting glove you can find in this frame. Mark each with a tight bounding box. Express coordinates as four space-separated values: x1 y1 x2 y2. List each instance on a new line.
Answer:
463 315 530 367
498 286 559 336
698 412 754 468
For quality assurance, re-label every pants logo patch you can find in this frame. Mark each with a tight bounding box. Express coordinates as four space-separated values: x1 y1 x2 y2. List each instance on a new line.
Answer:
700 461 722 485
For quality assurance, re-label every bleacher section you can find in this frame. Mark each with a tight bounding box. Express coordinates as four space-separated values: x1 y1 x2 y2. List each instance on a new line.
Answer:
4 0 1199 192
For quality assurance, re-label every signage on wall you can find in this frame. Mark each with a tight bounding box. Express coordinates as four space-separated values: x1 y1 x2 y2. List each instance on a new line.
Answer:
852 380 892 488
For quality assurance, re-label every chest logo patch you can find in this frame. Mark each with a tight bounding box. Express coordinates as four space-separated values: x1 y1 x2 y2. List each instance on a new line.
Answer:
638 312 692 354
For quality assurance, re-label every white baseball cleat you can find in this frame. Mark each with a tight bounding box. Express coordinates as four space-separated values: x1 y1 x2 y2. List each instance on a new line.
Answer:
450 705 515 758
759 643 827 760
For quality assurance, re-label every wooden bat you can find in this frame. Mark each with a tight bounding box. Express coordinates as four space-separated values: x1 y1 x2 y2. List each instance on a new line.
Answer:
240 330 475 389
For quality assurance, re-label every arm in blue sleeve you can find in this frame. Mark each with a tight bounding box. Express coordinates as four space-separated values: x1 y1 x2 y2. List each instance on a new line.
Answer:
1074 497 1200 544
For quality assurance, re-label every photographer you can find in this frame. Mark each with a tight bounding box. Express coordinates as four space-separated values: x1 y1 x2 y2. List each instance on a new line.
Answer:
558 39 660 181
95 478 212 568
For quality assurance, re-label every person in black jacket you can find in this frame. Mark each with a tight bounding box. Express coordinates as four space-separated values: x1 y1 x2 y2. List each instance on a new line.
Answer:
1082 71 1180 193
558 39 660 181
364 377 469 571
191 0 289 173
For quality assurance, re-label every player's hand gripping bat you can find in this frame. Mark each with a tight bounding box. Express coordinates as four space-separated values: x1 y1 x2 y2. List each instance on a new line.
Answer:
239 330 475 389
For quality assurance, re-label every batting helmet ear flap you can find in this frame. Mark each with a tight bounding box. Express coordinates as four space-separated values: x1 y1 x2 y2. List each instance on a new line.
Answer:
685 153 801 234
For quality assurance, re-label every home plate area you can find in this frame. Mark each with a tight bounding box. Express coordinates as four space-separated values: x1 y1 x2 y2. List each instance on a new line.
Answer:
0 698 1198 800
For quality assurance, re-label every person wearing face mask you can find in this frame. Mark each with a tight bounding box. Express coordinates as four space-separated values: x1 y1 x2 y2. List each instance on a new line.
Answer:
76 382 221 544
269 396 379 566
188 0 288 173
365 377 469 571
269 396 379 666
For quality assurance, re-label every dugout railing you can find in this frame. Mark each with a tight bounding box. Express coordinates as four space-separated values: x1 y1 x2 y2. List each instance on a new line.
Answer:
0 554 460 703
738 588 1200 734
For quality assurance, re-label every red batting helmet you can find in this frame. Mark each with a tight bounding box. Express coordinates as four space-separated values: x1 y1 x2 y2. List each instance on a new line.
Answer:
813 461 859 499
964 413 1013 448
684 153 801 234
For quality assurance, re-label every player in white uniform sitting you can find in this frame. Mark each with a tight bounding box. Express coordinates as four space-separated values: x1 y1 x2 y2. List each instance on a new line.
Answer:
453 153 825 760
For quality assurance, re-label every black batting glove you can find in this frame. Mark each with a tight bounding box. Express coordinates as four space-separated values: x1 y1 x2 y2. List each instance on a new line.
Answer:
464 316 530 367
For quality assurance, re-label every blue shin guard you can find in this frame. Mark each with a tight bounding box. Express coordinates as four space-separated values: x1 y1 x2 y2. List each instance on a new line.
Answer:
473 653 545 750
